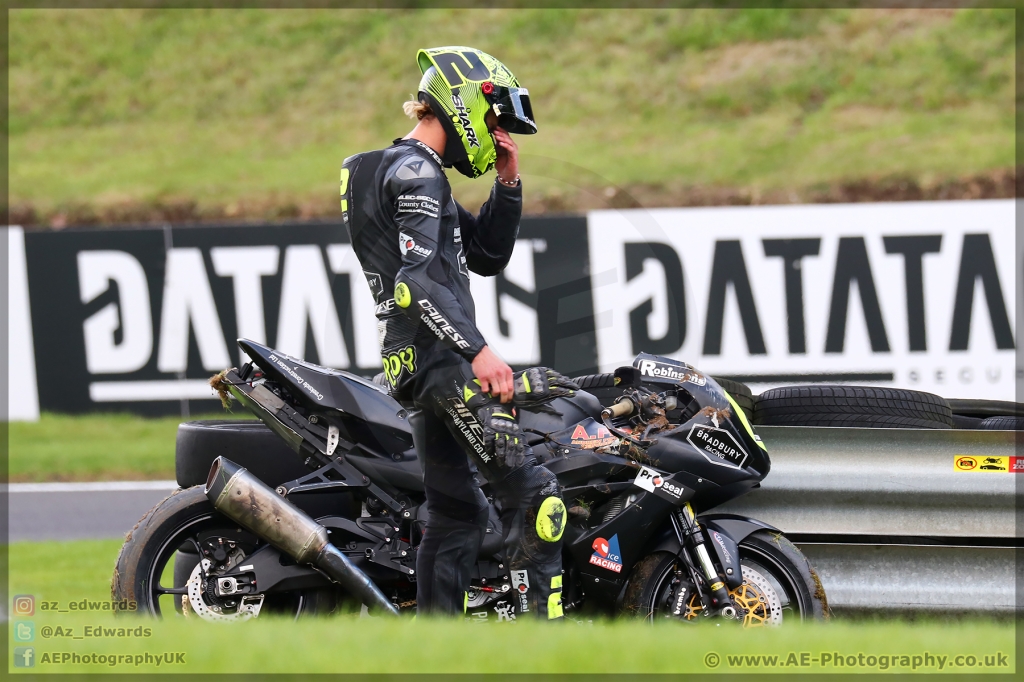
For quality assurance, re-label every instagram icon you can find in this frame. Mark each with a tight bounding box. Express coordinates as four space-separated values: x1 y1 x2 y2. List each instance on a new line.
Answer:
13 595 35 616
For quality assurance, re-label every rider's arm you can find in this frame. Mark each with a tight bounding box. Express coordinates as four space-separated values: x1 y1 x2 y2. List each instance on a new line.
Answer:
458 178 522 277
387 158 487 361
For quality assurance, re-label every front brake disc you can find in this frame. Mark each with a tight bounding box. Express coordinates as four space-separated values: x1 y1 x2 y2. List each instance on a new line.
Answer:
684 564 783 626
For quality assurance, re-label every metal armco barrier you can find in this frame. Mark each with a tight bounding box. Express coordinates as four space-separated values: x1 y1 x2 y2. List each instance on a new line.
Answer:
715 426 1019 612
799 544 1015 613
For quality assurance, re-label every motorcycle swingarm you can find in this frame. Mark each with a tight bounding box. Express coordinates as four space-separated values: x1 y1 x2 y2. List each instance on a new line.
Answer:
222 544 332 595
220 515 415 593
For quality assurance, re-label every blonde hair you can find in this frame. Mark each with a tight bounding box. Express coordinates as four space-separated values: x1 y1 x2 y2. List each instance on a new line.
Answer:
403 96 435 120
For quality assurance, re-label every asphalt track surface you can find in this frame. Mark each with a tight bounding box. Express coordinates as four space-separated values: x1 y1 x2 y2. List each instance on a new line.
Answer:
7 481 179 542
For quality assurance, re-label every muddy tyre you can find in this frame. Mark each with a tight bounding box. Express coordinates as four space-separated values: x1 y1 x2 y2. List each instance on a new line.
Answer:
622 530 827 624
112 486 344 618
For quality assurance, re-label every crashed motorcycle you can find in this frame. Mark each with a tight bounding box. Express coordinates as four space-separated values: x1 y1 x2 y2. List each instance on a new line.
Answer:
113 339 827 625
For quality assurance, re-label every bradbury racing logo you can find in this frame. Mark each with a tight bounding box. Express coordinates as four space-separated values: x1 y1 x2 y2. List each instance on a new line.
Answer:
589 535 622 573
451 94 481 148
687 425 748 469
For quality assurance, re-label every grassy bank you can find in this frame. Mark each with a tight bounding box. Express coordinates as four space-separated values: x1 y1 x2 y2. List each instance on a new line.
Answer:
7 539 1017 674
7 412 250 482
9 8 1014 226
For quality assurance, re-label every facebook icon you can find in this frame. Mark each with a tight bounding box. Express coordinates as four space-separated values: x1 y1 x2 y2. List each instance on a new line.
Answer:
14 647 35 668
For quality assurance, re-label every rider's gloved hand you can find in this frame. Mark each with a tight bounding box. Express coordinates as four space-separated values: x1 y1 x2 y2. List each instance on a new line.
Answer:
513 367 579 406
479 405 527 468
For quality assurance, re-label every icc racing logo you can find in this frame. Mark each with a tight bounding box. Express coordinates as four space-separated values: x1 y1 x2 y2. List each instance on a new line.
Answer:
588 535 623 573
451 94 480 148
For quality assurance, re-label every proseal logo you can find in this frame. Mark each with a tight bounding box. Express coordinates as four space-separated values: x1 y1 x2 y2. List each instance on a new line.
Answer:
687 425 748 468
589 535 623 573
451 94 481 148
633 465 686 500
398 231 434 258
510 570 530 614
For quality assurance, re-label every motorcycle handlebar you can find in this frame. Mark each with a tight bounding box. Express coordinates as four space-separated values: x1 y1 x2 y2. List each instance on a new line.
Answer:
602 399 635 420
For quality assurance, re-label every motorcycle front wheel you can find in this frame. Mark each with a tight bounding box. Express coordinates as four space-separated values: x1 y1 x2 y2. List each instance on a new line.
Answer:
622 530 828 625
112 486 346 620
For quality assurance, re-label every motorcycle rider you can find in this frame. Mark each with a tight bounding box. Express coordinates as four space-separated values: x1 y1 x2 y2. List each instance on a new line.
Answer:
340 47 576 619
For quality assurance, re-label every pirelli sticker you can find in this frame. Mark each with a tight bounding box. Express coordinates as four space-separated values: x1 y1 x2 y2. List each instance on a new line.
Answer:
954 455 1024 473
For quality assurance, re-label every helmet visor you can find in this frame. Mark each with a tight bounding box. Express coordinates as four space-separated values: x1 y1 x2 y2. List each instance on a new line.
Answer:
493 87 537 135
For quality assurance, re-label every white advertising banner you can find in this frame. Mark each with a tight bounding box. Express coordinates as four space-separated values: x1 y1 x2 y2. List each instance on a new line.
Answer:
588 200 1018 399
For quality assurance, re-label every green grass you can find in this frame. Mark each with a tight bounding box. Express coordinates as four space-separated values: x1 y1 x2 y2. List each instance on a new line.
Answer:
8 8 1015 221
7 539 1017 674
7 411 248 482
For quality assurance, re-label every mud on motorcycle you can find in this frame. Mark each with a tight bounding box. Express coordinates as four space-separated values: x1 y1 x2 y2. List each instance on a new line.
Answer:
113 340 828 626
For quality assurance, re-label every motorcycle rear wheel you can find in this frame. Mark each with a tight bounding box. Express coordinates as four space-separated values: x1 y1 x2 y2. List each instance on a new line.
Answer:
112 486 346 619
622 530 828 624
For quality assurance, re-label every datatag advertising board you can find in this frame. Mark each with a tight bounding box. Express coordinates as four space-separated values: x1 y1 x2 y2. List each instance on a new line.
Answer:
6 200 1017 419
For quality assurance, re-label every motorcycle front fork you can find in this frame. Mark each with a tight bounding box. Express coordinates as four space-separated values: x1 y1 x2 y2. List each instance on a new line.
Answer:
670 503 738 620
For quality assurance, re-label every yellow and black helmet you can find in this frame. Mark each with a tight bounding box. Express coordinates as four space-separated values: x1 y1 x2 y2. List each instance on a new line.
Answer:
416 46 537 179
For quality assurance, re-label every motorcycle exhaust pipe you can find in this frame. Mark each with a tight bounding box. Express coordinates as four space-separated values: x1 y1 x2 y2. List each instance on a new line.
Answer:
205 456 399 616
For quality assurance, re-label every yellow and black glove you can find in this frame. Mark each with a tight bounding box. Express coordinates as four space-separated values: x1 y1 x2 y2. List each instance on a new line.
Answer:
478 405 527 469
513 367 579 406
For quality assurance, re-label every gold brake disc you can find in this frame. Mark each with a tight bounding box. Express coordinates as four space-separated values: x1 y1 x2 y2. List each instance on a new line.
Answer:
682 565 783 627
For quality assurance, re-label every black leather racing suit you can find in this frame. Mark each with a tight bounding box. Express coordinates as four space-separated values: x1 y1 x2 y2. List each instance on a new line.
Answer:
341 138 564 619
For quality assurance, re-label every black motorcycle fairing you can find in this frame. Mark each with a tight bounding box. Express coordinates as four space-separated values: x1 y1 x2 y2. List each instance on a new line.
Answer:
540 448 633 488
566 490 679 602
239 339 411 439
629 352 770 478
645 417 767 489
239 339 605 458
517 392 604 445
